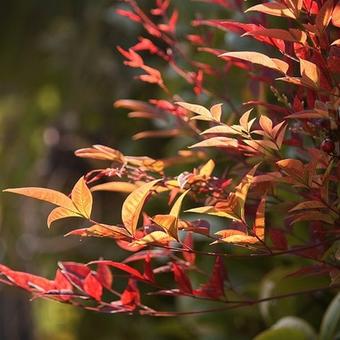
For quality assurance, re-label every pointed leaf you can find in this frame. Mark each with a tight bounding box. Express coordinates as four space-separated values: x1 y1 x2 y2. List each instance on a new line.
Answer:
189 137 238 149
4 187 76 211
172 262 192 294
71 177 93 218
122 179 161 236
245 2 296 19
84 273 103 301
220 52 289 74
176 102 212 118
91 182 138 193
47 207 82 228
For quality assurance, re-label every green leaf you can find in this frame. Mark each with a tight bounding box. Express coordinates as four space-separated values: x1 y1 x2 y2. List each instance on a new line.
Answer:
255 316 316 340
319 293 340 340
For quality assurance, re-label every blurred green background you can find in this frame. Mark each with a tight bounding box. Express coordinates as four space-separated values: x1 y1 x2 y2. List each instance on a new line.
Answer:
0 1 337 340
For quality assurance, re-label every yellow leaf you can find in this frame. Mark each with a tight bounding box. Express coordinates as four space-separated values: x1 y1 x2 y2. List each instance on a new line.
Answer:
152 214 177 239
71 177 93 218
91 182 139 193
131 231 175 246
245 2 296 19
3 187 76 211
186 205 242 222
47 207 82 228
198 159 215 177
189 137 238 149
122 179 161 236
220 52 289 74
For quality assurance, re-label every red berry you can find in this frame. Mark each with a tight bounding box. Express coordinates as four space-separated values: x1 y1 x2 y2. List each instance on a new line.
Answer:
321 138 335 153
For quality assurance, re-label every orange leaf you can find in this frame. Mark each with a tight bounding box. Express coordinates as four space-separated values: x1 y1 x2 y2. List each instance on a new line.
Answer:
153 189 190 240
277 159 304 177
91 182 139 193
47 207 82 228
244 28 307 43
214 230 259 244
259 115 273 136
316 0 334 31
3 187 76 211
65 224 130 239
245 2 296 19
74 145 125 162
332 3 340 27
122 179 161 236
131 231 175 246
254 196 266 240
71 177 93 218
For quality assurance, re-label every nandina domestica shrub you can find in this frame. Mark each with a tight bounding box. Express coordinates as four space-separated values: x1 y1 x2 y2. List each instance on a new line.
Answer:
1 0 340 338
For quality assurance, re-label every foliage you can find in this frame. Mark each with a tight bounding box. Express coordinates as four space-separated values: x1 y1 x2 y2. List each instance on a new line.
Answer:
1 0 340 337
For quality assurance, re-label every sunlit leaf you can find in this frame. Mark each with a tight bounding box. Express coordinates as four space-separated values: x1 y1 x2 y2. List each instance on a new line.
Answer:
71 177 93 218
75 145 125 162
198 159 215 177
131 231 175 246
245 2 297 18
65 224 130 239
220 52 289 74
189 137 238 149
91 182 139 193
4 187 76 211
186 205 241 221
47 207 82 228
210 103 223 121
254 196 266 240
122 179 161 236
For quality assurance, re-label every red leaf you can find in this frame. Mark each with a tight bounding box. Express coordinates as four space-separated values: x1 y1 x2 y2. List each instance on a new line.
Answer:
194 256 226 298
143 252 155 282
269 229 288 250
182 232 196 265
0 264 54 292
116 9 141 23
96 263 113 290
89 261 145 281
172 262 192 294
120 279 140 310
84 273 103 301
